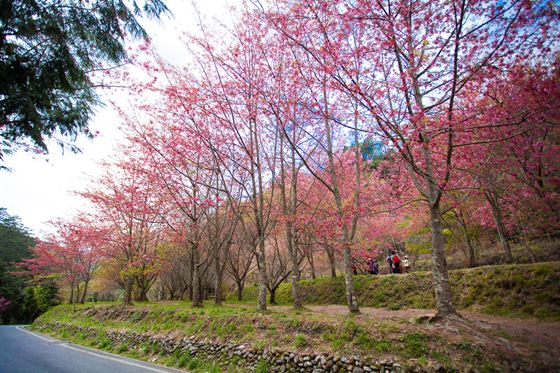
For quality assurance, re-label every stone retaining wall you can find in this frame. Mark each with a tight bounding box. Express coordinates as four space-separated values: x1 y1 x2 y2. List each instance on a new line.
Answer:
36 322 431 373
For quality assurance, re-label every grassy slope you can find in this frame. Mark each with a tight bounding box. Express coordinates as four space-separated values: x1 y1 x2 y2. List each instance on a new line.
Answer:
30 262 560 372
33 301 542 373
239 262 560 320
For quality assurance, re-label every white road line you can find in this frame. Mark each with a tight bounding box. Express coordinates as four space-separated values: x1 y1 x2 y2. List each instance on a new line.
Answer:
16 326 57 342
60 344 175 373
16 326 181 373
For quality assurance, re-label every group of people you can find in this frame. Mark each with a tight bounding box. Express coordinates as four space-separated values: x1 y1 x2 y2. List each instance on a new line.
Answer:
364 251 410 275
386 251 410 274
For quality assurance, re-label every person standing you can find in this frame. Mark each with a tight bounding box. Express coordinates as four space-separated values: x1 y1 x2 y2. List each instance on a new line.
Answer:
368 257 379 275
403 255 410 273
386 254 393 274
391 251 401 274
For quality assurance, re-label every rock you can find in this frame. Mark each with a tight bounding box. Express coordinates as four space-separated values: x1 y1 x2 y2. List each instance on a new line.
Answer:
352 368 364 373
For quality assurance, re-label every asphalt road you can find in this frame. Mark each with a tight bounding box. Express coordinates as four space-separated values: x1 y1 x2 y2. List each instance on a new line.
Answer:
0 325 183 373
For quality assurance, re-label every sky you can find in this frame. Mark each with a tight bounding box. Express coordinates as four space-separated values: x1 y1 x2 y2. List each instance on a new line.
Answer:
0 0 234 238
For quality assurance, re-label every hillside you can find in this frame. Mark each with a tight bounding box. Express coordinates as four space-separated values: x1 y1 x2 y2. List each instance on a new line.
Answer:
239 262 560 321
29 262 560 372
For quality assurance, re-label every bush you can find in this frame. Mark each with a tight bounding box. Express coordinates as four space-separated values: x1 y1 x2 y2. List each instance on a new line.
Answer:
255 358 270 373
294 334 307 348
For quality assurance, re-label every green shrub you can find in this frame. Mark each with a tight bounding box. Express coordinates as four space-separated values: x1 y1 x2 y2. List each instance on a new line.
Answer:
402 332 429 358
255 358 270 373
116 343 129 353
187 357 201 370
98 338 111 349
294 334 307 348
177 353 192 368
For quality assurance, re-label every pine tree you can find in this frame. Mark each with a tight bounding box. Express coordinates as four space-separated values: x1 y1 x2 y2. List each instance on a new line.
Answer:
0 0 169 161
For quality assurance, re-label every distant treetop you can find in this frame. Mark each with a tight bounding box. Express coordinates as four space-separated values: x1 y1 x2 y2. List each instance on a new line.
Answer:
0 207 35 263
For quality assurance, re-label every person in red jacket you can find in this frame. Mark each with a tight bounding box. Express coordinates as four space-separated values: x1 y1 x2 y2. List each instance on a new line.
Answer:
391 251 401 274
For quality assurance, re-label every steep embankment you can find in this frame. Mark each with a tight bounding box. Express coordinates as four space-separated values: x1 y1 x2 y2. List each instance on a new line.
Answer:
30 262 560 372
239 262 560 320
32 300 560 373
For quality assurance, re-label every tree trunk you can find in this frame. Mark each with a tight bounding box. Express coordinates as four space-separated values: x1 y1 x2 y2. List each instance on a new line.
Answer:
236 281 244 301
289 123 302 309
326 246 336 278
256 246 268 312
192 246 203 307
269 287 277 305
279 130 303 309
288 229 302 308
139 286 149 301
456 209 477 267
307 249 317 280
214 258 224 306
429 203 457 318
342 240 359 313
69 282 75 304
71 279 77 312
123 276 134 305
322 82 359 314
248 115 268 313
80 280 89 304
485 191 513 262
188 248 194 301
465 233 477 268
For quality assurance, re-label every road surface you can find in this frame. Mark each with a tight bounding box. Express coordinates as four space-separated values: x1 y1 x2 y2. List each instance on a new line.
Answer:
0 325 183 373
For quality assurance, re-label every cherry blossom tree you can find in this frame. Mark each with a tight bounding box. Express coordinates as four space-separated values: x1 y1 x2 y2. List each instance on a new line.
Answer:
266 0 558 318
81 159 165 304
21 217 104 309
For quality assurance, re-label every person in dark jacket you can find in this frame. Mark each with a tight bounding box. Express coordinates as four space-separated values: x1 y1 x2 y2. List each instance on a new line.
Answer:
386 254 393 274
368 258 379 275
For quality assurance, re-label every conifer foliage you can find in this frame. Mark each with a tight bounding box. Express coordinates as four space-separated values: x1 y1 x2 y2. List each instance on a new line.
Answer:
0 0 169 160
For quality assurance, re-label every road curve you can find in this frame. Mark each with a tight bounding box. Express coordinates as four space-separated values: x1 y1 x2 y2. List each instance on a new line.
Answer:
0 325 183 373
